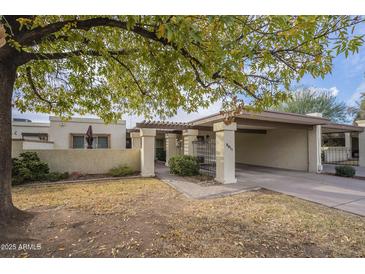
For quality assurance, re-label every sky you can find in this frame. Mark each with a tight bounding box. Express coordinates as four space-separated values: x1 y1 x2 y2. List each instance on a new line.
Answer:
12 43 365 128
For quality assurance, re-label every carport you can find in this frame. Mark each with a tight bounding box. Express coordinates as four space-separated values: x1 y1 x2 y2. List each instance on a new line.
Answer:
191 111 327 176
135 110 365 184
135 110 330 184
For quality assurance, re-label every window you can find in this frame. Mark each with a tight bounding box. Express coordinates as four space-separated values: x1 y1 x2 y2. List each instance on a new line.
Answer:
95 136 109 148
72 135 85 149
71 134 109 149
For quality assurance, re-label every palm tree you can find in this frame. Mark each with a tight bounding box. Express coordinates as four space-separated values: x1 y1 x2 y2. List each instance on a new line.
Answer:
348 93 365 121
274 87 348 123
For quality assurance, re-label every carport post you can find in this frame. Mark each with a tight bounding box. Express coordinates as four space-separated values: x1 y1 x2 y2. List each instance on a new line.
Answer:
140 128 156 177
183 129 199 156
308 125 322 173
345 133 352 152
355 120 365 167
165 133 178 166
130 131 141 149
213 121 237 184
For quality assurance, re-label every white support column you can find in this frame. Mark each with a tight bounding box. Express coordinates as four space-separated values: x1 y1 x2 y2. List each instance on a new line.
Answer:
140 128 156 177
308 125 322 173
356 120 365 167
165 133 178 166
345 132 352 150
130 132 141 149
345 132 352 160
182 129 199 156
213 122 237 184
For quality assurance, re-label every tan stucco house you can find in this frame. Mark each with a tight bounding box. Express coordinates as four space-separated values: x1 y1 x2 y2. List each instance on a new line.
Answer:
132 110 365 184
11 116 134 175
12 116 126 152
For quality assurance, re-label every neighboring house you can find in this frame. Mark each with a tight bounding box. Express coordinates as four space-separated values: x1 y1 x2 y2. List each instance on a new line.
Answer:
12 116 126 152
11 116 138 175
131 110 365 183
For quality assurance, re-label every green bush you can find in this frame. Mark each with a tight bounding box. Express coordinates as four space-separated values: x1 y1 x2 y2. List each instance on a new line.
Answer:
168 155 200 176
335 165 356 177
46 172 69 182
12 152 68 185
109 165 135 177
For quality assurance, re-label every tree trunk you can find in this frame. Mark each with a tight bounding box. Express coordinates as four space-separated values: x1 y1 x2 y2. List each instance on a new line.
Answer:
0 61 17 222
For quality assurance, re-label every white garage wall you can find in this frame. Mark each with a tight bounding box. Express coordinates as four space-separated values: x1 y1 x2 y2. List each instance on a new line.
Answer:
235 128 309 171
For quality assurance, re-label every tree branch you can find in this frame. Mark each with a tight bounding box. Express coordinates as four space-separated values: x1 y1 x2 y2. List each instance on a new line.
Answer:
19 49 129 64
15 17 204 69
246 74 281 83
188 59 219 88
110 55 147 96
232 80 261 100
26 66 55 109
271 52 298 72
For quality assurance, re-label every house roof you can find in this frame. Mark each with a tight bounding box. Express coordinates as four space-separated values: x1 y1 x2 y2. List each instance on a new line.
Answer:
49 116 126 125
136 110 364 133
189 110 329 127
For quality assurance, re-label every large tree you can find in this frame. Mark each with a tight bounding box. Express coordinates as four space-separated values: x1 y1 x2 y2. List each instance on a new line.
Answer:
0 15 364 221
274 87 349 123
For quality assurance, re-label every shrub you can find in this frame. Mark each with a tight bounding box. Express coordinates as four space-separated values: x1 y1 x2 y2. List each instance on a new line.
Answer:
335 165 356 177
46 172 69 182
12 152 68 185
168 155 200 176
109 165 135 177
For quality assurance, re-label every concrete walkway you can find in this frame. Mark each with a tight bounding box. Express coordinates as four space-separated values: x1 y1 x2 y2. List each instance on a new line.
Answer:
156 163 365 216
156 164 259 199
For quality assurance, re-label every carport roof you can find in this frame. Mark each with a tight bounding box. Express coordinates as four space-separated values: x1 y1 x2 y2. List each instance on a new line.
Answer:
135 110 364 133
189 110 329 126
322 123 364 133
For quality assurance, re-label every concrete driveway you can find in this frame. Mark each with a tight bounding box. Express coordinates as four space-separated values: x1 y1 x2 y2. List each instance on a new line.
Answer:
236 164 365 216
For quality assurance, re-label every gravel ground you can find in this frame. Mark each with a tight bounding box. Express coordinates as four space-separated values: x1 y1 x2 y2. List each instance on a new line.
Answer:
1 178 364 257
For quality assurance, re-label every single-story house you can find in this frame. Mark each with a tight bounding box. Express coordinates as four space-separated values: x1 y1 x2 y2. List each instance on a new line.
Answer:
12 116 126 152
11 116 136 175
132 110 365 184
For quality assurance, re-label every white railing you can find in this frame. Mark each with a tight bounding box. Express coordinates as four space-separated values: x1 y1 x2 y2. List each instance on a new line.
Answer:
321 147 358 166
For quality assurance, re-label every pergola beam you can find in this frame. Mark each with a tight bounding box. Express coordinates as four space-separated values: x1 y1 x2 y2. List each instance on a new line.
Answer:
136 121 212 131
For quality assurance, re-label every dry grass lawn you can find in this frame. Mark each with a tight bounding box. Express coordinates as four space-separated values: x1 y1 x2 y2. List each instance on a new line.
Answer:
1 178 365 257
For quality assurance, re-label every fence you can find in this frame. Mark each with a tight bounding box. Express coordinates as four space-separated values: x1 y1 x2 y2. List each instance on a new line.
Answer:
192 140 216 176
321 147 359 166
